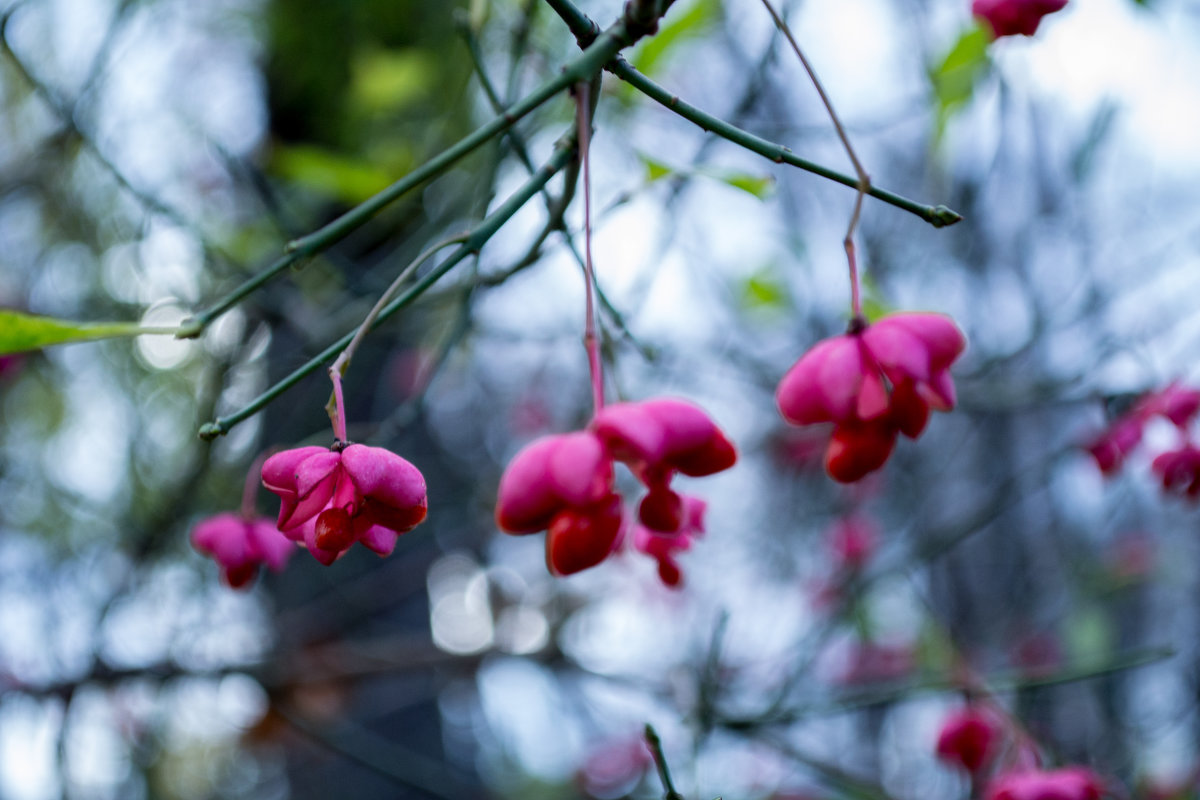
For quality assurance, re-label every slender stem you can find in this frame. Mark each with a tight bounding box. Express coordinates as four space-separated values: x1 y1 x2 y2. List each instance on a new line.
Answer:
283 18 647 262
198 137 577 441
757 0 871 318
644 724 685 800
177 252 303 338
240 451 271 518
325 234 467 438
542 0 961 227
576 82 605 412
184 9 665 338
329 368 348 442
460 19 652 359
330 235 469 381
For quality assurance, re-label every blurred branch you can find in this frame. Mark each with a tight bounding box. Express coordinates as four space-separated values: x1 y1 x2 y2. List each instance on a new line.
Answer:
0 4 240 271
719 645 1175 729
274 702 483 800
645 723 686 800
181 0 678 338
457 15 652 359
198 132 579 439
542 0 962 228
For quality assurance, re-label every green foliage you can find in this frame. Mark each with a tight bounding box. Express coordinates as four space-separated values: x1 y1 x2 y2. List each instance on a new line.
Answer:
349 47 434 114
630 0 723 77
930 23 992 139
0 309 174 356
638 152 775 199
270 143 405 205
739 266 792 313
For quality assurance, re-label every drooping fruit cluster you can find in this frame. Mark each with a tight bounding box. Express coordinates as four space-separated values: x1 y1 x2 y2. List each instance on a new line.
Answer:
190 512 294 589
936 706 1004 774
495 397 736 584
1084 382 1200 501
986 768 1104 800
261 441 429 564
973 0 1068 38
935 704 1106 800
776 312 966 482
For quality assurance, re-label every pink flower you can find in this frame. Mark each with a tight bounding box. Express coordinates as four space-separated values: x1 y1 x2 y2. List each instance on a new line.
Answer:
575 737 653 798
632 494 706 587
495 432 624 576
936 707 1004 773
1137 382 1200 428
985 768 1104 800
827 514 877 572
191 512 295 588
261 443 428 565
973 0 1068 38
776 312 966 482
590 397 737 532
1085 415 1144 476
1151 444 1200 501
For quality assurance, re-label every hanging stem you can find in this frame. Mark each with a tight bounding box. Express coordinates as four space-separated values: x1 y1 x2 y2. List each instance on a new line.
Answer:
576 80 605 412
757 0 871 319
325 234 469 438
240 450 272 519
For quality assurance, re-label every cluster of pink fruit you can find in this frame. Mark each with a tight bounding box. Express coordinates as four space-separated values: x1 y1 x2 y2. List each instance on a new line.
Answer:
937 706 1105 800
1085 383 1200 500
495 398 736 584
192 310 966 589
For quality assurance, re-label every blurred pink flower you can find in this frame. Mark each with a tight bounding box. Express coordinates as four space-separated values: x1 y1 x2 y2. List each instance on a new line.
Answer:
973 0 1068 38
1085 415 1144 476
495 431 624 576
827 514 878 572
936 706 1005 773
262 443 428 565
1151 444 1200 501
985 767 1104 800
575 736 653 798
1138 382 1200 428
191 512 294 589
776 312 965 482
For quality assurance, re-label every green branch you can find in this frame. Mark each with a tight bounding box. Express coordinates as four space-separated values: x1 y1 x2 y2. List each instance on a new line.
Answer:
181 2 678 339
198 137 577 440
543 0 962 228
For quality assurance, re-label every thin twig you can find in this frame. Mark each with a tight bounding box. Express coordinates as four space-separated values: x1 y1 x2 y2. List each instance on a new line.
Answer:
198 135 578 440
757 0 871 317
645 723 686 800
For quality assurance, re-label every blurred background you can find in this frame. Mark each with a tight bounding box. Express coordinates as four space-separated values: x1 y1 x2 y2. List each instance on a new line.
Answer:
1 0 1199 797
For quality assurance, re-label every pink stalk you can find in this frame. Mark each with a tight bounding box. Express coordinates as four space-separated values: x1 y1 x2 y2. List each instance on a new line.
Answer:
240 450 272 518
576 80 604 412
330 367 348 443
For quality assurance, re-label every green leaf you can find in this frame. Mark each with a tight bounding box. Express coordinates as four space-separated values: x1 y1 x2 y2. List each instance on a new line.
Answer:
705 169 776 200
0 309 177 356
638 153 675 182
350 47 433 114
271 144 397 205
929 23 992 138
638 152 774 199
630 0 723 77
739 267 790 312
